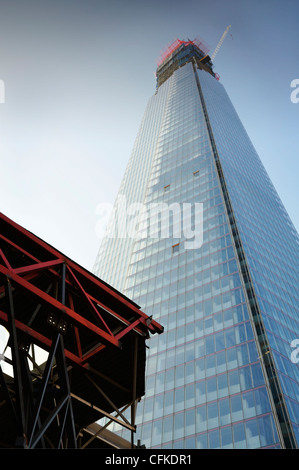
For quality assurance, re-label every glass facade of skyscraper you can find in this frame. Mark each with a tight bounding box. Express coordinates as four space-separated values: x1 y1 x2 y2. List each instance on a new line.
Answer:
93 40 299 449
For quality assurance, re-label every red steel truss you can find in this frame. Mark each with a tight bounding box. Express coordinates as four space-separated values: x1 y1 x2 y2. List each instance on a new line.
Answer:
0 212 163 448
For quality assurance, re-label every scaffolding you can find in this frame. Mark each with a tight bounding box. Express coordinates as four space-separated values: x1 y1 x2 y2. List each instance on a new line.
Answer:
156 37 215 88
0 212 163 448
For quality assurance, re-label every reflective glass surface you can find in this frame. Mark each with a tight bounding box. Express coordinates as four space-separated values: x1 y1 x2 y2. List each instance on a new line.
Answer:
93 60 298 448
199 69 299 446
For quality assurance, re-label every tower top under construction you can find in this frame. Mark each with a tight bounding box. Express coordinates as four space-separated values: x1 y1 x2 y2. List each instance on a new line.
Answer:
156 37 216 88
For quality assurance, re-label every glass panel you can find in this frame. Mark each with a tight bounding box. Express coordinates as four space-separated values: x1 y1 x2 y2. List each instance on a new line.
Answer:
233 422 246 449
219 398 231 426
207 402 219 428
221 426 233 449
245 419 260 449
196 405 207 433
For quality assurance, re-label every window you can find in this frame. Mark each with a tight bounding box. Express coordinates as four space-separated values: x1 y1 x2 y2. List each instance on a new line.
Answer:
221 426 233 449
172 243 180 254
195 403 207 433
163 415 173 443
219 398 230 425
196 433 207 449
245 419 260 448
242 390 256 418
207 402 219 428
231 395 243 422
185 409 195 436
151 419 162 446
174 387 185 412
233 422 246 448
208 429 220 448
258 415 276 447
174 413 184 440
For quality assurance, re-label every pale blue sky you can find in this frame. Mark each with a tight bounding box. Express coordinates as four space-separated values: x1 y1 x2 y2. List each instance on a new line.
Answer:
0 0 298 271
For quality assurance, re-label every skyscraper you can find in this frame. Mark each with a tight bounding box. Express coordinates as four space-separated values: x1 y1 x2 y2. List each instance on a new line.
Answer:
93 38 299 449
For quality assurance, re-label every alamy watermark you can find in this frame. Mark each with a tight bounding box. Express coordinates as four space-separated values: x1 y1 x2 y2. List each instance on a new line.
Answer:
290 79 299 103
95 194 203 249
290 339 299 364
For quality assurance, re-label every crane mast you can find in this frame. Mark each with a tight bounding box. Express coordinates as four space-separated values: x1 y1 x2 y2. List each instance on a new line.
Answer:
211 25 231 61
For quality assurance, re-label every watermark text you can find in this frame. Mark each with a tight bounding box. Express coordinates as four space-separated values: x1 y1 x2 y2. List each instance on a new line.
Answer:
290 339 299 363
95 195 203 249
290 79 299 103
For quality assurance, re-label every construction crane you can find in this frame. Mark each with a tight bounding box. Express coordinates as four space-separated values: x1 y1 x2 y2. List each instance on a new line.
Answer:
211 25 231 61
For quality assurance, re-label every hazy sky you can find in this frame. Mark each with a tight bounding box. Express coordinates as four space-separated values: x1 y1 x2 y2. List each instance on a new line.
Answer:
0 0 298 272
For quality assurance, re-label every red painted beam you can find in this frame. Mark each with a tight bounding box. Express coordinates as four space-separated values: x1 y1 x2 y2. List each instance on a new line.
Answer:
0 248 13 270
67 265 113 336
0 233 40 265
115 318 146 341
0 264 121 349
68 293 83 359
81 317 148 363
14 258 64 275
0 309 86 368
65 260 163 335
